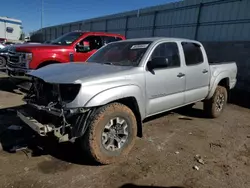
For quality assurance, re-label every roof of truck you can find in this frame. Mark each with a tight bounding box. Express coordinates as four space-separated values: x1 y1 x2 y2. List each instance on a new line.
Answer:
70 30 125 37
121 37 200 43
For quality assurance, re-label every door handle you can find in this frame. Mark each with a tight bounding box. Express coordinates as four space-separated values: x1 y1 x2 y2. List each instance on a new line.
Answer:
202 69 208 74
177 73 185 78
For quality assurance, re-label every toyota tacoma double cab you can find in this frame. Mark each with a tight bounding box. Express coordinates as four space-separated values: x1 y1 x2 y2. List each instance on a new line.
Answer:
6 31 125 79
17 37 237 164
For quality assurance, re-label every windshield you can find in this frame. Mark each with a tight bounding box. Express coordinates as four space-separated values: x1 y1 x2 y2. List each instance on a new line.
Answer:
50 32 83 45
87 41 152 66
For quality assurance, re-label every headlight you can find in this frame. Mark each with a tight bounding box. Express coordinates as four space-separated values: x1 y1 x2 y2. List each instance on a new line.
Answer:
59 84 81 103
25 53 33 62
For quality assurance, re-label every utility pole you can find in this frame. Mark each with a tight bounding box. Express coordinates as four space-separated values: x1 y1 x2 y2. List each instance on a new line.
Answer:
41 0 43 29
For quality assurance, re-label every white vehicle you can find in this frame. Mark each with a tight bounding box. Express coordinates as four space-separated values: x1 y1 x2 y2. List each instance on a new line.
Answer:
18 37 237 164
0 43 5 49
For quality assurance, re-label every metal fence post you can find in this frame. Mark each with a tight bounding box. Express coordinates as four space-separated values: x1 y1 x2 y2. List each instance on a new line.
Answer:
50 28 52 40
55 27 57 39
105 19 108 32
79 23 82 31
194 3 203 40
42 29 45 42
69 24 72 32
124 16 129 38
90 21 93 31
152 11 158 37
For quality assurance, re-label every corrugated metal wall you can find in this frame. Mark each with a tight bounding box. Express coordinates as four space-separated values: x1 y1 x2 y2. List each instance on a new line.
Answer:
33 0 250 42
30 0 250 93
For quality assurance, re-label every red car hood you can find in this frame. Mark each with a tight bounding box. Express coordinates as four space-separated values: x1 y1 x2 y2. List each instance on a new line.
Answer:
13 44 69 52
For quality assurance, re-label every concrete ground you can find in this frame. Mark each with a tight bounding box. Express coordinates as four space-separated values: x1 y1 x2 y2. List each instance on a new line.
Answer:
0 72 249 188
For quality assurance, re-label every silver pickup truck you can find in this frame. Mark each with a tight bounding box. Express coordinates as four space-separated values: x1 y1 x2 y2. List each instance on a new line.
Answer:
18 37 237 164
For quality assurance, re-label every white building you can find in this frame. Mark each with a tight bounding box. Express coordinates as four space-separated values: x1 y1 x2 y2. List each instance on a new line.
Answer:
0 16 22 42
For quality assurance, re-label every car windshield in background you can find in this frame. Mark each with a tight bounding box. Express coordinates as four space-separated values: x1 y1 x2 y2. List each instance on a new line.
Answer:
50 32 83 45
0 45 10 52
87 41 152 66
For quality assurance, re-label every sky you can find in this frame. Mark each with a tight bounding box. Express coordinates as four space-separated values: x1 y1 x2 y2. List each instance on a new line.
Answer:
1 0 180 34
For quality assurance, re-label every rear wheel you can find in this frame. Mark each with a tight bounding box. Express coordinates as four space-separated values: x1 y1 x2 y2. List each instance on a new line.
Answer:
204 86 228 118
82 103 137 164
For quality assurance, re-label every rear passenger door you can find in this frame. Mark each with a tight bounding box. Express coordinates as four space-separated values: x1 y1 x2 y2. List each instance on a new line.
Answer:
145 42 185 116
181 42 210 104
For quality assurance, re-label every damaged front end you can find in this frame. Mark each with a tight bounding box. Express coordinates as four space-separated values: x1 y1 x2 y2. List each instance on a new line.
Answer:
18 77 94 143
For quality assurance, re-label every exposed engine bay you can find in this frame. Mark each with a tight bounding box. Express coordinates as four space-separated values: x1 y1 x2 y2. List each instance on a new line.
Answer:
18 77 94 143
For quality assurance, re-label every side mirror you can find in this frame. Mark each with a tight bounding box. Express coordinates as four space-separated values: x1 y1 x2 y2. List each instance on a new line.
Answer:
76 42 91 53
147 57 169 70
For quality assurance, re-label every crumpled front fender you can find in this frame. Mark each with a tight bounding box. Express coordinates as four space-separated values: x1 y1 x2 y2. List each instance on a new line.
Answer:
85 85 146 119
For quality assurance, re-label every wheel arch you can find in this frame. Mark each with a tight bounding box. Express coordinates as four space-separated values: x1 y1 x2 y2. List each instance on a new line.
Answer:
207 73 230 99
218 77 230 90
112 97 143 138
37 60 61 69
84 85 145 138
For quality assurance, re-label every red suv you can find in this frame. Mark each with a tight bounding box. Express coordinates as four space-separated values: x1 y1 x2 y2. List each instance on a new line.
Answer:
6 31 125 79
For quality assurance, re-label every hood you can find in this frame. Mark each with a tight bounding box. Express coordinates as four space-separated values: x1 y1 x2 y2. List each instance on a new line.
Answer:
28 62 134 84
12 44 67 52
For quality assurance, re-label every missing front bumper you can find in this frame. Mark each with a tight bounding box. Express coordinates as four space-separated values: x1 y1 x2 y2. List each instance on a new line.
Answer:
17 110 53 136
17 110 70 142
17 104 93 143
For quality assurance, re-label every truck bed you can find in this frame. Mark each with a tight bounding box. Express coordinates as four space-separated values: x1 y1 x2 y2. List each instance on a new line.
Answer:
209 61 236 65
209 61 237 90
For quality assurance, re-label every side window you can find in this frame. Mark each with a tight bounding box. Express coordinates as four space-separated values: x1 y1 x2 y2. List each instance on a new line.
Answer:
181 42 204 66
149 42 180 69
78 36 103 52
103 36 122 45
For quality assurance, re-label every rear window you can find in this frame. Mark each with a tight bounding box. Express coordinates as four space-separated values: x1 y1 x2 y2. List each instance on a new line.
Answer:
103 36 123 44
181 42 203 66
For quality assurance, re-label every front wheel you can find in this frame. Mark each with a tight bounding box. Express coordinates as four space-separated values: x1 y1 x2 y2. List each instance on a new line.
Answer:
0 56 6 68
82 103 137 165
204 86 228 118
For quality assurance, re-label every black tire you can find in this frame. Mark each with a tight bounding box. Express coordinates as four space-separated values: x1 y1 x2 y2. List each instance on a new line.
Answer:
204 86 228 118
82 102 137 165
0 56 6 68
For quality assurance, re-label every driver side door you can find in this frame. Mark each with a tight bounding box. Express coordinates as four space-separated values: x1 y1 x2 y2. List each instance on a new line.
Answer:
145 42 186 116
74 35 103 62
